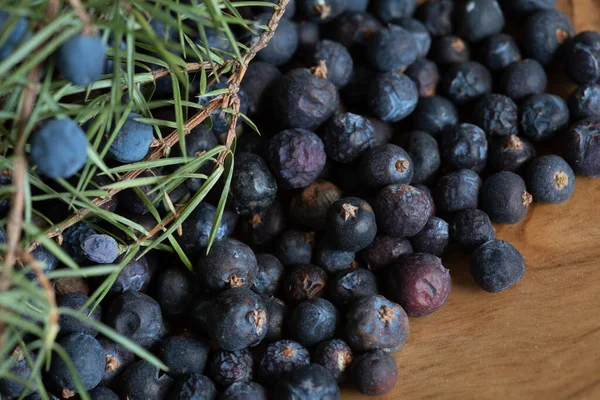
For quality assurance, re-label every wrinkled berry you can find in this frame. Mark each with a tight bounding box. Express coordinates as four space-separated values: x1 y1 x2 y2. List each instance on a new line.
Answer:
470 239 526 292
273 364 340 400
564 117 600 177
313 339 353 383
442 61 492 105
411 95 459 137
367 25 418 72
450 209 496 251
324 112 375 163
472 94 519 137
283 264 328 306
479 33 522 71
564 31 600 84
229 152 277 216
171 374 216 400
221 381 267 400
441 123 488 172
259 340 310 382
410 217 449 257
526 155 575 204
405 58 440 97
568 83 600 120
369 71 418 122
400 18 432 58
108 255 152 294
375 184 432 237
359 235 413 273
209 349 254 387
435 169 482 213
455 0 505 42
178 202 227 256
331 12 381 49
520 93 569 142
329 267 378 309
480 171 532 223
488 135 536 172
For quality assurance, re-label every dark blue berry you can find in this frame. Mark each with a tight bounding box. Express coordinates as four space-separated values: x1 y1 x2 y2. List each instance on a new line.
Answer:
386 253 451 316
221 381 267 400
367 25 418 72
410 217 449 257
369 72 418 122
411 96 458 137
346 0 368 12
283 264 328 306
312 40 353 88
526 155 575 204
0 348 38 398
416 0 454 36
298 0 347 22
564 117 600 177
178 202 227 256
359 235 413 272
314 243 355 274
331 12 382 49
18 245 59 280
456 0 505 42
159 336 210 378
171 374 217 400
488 135 536 172
480 171 532 224
479 33 522 71
273 364 340 400
326 197 377 252
564 31 600 84
523 9 574 65
450 209 496 251
251 13 298 66
121 360 175 400
197 82 248 136
400 18 432 58
30 119 88 178
520 93 569 142
290 180 342 232
109 255 152 294
405 58 440 97
435 169 482 213
473 94 518 137
441 61 492 105
268 128 327 189
499 0 556 18
97 336 135 386
500 59 547 100
470 239 526 292
106 291 165 348
107 113 154 163
289 298 340 347
49 333 105 396
329 267 378 309
259 340 310 383
251 253 284 297
352 350 398 395
209 349 254 387
89 386 119 400
429 35 471 65
229 152 277 216
207 288 267 351
62 223 97 263
238 200 287 247
57 34 106 86
375 184 432 237
156 267 195 318
0 12 28 60
298 21 320 52
405 131 440 184
324 113 375 163
441 123 488 172
359 144 414 188
81 234 119 264
275 230 315 266
241 61 281 116
371 0 417 23
57 293 101 337
313 339 353 383
264 297 289 343
568 83 600 120
345 294 409 353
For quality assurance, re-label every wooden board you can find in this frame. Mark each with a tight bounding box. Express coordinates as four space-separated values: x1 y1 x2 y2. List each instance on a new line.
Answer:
344 1 600 399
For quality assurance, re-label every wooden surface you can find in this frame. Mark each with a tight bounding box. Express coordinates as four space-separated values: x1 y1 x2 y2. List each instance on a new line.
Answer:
345 1 600 399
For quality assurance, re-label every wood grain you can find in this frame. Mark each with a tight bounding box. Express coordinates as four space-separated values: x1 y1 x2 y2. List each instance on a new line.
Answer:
344 1 600 399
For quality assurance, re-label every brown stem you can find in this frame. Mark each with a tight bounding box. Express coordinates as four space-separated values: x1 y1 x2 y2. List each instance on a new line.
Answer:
68 0 94 35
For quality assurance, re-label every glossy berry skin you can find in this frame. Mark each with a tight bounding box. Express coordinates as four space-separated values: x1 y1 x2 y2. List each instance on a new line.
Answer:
500 59 547 101
159 336 210 379
435 169 482 214
57 293 101 337
81 234 118 264
313 339 353 383
324 112 375 163
359 235 413 273
252 253 284 297
89 386 119 400
451 209 496 251
564 118 600 177
171 374 217 400
405 58 440 97
108 255 152 294
411 96 459 137
429 35 471 65
371 0 417 23
326 197 377 252
329 268 378 309
456 0 505 42
97 337 135 386
472 94 518 137
520 94 570 142
406 131 441 184
352 350 398 396
221 381 267 400
298 0 347 22
314 244 355 274
441 123 488 172
345 294 409 353
207 288 267 351
0 12 28 60
375 184 432 237
268 128 327 189
229 152 277 216
272 68 339 131
367 25 418 72
209 349 254 387
290 180 342 232
156 267 195 318
480 171 532 224
568 83 600 120
241 61 281 116
0 349 38 398
258 340 310 383
489 135 536 172
49 333 105 396
272 364 340 400
312 40 353 88
564 31 600 84
179 203 227 256
30 118 88 179
416 0 454 36
275 230 315 266
252 14 298 66
283 264 328 306
442 62 492 105
121 360 175 400
331 12 381 49
470 239 526 292
369 72 418 122
57 34 106 86
410 217 449 257
105 291 165 348
359 144 414 188
238 200 287 247
107 113 154 163
264 297 289 343
523 9 574 65
289 298 340 347
479 33 522 71
526 155 575 204
387 253 451 316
